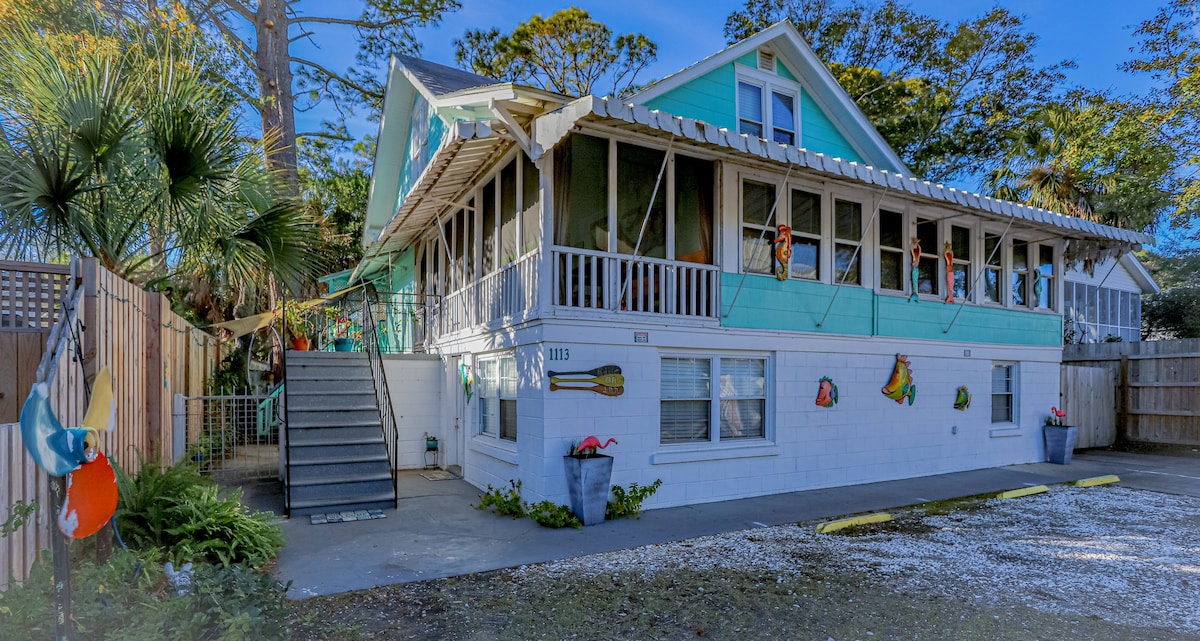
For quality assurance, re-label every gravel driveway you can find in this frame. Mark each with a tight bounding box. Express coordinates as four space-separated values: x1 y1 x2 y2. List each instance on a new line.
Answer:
291 485 1200 640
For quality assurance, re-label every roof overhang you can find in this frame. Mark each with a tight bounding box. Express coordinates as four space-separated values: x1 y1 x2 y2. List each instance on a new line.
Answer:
1121 254 1161 294
360 120 510 273
533 96 1155 253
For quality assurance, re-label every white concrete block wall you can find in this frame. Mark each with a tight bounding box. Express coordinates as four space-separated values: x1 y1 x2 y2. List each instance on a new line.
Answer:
382 356 443 469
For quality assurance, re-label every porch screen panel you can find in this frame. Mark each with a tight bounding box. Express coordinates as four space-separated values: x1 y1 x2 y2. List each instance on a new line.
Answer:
553 133 608 251
674 154 714 263
983 233 1001 303
879 210 904 291
741 180 776 274
500 159 518 265
790 189 821 280
719 358 765 440
1012 242 1030 306
521 154 540 254
951 225 971 300
661 357 711 443
833 200 862 285
916 218 938 295
616 142 667 258
482 180 497 273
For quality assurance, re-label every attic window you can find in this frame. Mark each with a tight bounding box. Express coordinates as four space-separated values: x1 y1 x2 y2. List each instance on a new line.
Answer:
758 50 776 73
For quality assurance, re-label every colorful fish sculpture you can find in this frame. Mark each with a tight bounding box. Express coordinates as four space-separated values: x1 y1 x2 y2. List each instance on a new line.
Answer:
881 354 916 405
909 238 921 302
19 367 120 539
944 241 955 304
461 363 474 402
954 385 972 411
774 224 792 281
815 377 838 407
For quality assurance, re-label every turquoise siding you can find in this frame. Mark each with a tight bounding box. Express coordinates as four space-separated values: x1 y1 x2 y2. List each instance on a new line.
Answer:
645 63 737 130
800 88 863 162
777 61 798 82
381 249 417 352
735 51 758 68
398 98 446 206
721 273 1061 346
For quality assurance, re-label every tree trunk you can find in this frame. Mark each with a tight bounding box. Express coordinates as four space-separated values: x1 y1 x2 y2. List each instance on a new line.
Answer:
255 0 299 196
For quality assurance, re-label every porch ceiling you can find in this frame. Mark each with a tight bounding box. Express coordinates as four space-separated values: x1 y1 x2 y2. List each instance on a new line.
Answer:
364 120 511 264
533 97 1155 251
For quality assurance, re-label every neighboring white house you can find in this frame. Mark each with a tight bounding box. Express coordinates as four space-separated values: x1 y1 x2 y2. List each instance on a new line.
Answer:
1063 255 1159 343
351 21 1155 510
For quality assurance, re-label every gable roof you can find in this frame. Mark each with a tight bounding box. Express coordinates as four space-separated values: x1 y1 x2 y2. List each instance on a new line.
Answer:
629 20 909 175
394 54 498 98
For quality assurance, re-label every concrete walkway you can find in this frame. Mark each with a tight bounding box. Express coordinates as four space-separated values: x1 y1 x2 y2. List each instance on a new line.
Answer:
271 451 1200 599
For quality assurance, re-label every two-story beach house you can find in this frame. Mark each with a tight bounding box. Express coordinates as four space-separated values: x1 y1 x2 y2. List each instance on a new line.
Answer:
307 21 1153 513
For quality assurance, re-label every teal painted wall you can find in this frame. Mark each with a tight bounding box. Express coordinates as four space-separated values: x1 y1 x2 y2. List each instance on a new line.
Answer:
382 249 417 352
735 51 758 68
398 97 446 206
776 61 798 82
644 63 737 130
800 88 864 162
720 273 1062 346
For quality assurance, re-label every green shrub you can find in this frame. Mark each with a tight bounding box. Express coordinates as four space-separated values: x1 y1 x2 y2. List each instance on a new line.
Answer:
0 551 289 641
473 480 526 518
1 500 37 539
607 479 663 520
526 501 582 529
115 460 283 566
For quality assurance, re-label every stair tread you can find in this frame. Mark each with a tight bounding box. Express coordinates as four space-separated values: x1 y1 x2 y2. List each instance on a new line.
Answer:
288 471 393 487
289 495 396 511
288 452 389 465
288 435 384 447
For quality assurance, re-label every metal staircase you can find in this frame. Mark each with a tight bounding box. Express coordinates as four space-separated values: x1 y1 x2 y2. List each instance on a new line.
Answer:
283 351 397 515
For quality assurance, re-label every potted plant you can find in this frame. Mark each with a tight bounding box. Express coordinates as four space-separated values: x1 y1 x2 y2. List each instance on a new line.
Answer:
424 432 439 451
563 436 617 526
1044 406 1078 465
326 307 357 352
280 303 312 351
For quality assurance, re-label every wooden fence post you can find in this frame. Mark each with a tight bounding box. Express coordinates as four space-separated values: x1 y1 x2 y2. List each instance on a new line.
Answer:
1118 355 1130 443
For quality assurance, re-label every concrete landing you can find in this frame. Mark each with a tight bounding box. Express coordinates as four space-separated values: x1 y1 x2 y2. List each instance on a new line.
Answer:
272 451 1200 599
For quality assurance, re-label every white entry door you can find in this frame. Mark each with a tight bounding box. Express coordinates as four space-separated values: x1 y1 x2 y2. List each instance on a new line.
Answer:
444 355 466 474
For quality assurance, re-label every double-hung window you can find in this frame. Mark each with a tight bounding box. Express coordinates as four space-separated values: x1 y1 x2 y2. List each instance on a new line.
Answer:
737 80 798 145
789 189 821 279
915 218 939 296
878 210 905 292
950 225 971 301
991 363 1015 424
983 232 1002 304
661 356 767 444
1036 246 1054 309
478 352 517 441
833 199 862 285
741 180 777 275
1012 242 1031 307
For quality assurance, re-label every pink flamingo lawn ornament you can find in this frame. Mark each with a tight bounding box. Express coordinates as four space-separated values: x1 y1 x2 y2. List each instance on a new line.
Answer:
573 436 617 457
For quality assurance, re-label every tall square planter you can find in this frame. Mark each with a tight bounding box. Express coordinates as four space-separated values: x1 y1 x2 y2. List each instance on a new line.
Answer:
563 454 613 526
1044 425 1079 465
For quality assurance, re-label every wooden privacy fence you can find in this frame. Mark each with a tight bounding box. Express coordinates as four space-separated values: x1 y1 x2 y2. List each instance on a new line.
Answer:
1060 365 1116 449
1 258 223 590
1063 339 1200 446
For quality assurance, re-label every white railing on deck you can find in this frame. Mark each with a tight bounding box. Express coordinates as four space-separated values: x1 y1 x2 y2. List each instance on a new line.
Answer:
552 247 720 318
436 251 539 337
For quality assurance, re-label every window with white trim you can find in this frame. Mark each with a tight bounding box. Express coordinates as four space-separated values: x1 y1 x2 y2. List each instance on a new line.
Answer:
737 77 798 145
741 180 777 275
833 199 862 285
878 209 905 292
983 232 1002 304
661 356 767 444
1012 241 1031 307
991 362 1015 423
950 225 971 301
789 188 821 280
1035 245 1054 309
915 218 939 296
478 352 517 441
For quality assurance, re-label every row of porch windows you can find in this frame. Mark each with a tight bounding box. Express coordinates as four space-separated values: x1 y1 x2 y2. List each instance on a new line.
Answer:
421 132 1062 315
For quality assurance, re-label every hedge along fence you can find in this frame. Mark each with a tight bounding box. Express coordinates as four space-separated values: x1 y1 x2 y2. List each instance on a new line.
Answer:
0 258 224 590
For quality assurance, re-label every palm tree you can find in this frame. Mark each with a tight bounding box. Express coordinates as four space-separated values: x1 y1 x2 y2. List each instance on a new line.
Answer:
0 12 321 317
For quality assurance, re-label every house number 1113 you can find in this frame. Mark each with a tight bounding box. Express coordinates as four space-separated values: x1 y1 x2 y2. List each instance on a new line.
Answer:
548 348 570 361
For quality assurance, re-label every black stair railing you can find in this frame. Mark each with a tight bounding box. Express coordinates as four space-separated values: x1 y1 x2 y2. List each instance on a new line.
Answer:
361 284 401 507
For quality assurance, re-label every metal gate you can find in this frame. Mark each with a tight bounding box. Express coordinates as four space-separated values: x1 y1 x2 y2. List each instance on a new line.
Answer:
172 391 281 481
1060 365 1116 449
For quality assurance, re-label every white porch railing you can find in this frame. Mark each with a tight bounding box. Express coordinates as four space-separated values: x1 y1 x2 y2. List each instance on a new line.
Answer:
552 247 720 319
437 251 539 336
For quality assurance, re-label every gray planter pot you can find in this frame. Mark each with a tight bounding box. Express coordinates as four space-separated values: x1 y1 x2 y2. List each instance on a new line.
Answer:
1044 425 1079 465
563 454 613 526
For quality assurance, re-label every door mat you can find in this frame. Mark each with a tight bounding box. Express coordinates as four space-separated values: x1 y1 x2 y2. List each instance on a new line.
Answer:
421 470 457 481
309 509 387 525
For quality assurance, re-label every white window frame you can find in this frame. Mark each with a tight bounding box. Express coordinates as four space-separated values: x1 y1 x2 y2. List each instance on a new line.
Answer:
1034 243 1056 311
913 216 941 298
981 228 1006 306
786 185 823 281
991 361 1017 424
477 351 517 442
832 196 865 287
660 353 771 446
1011 238 1033 308
875 206 907 294
949 223 973 303
735 64 801 146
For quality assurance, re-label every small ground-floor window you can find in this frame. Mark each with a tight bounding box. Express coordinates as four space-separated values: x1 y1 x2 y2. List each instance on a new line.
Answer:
478 352 517 441
661 355 768 444
991 362 1016 423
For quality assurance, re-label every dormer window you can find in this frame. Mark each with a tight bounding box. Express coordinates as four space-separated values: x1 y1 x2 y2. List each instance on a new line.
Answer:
737 74 798 146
